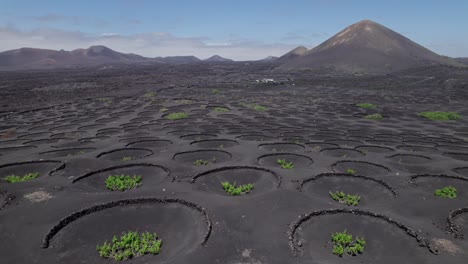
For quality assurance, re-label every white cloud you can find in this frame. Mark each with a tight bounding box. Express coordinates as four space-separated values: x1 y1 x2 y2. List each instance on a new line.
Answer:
0 26 298 60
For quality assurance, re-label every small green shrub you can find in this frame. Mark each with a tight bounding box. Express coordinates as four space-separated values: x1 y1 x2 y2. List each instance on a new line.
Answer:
159 108 169 112
97 98 112 104
418 112 462 121
277 159 294 169
221 181 254 196
240 102 268 111
105 175 142 191
3 172 39 183
211 89 220 94
143 91 156 99
120 157 134 161
174 99 192 104
346 168 356 175
329 191 360 206
166 112 189 120
213 107 230 112
96 231 162 261
253 105 268 111
356 103 376 109
193 159 209 166
364 113 383 120
331 230 365 257
434 186 457 198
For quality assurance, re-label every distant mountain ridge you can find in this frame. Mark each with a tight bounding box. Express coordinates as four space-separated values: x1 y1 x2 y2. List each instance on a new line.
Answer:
0 46 207 70
455 58 468 65
278 20 461 73
204 55 233 62
0 46 151 70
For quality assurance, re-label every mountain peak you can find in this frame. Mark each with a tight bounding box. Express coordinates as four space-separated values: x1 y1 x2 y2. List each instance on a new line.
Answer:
204 55 233 62
279 19 459 73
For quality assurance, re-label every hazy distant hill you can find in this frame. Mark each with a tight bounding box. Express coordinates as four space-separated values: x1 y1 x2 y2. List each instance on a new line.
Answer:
204 55 233 62
278 20 461 74
0 46 206 70
0 46 149 70
259 56 279 62
154 56 201 64
277 46 308 62
455 58 468 65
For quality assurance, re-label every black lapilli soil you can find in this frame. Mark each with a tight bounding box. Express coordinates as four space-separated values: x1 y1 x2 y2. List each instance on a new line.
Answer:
1 64 468 263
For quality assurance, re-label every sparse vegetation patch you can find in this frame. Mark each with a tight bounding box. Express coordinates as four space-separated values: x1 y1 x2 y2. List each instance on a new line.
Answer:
364 113 383 120
211 89 220 94
434 186 457 199
213 107 230 112
346 168 356 175
418 112 462 121
221 181 254 196
143 91 156 99
193 159 210 166
329 191 361 206
277 159 294 169
105 175 142 191
240 102 268 111
3 172 39 183
356 103 376 109
120 156 134 161
166 112 189 120
96 231 162 261
97 98 112 104
331 230 366 257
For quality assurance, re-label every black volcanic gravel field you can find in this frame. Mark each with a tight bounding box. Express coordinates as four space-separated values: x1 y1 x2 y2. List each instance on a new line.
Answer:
1 64 468 263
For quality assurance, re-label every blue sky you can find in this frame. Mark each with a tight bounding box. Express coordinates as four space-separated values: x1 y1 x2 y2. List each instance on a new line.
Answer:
1 0 467 59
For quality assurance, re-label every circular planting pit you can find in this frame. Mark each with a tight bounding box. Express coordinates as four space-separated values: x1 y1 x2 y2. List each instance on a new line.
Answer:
40 148 96 158
387 154 431 164
52 140 94 148
396 145 439 154
42 198 211 263
167 130 197 136
305 142 338 151
332 161 391 177
236 134 276 142
0 145 37 154
437 145 468 152
289 209 437 262
119 137 159 143
191 166 280 197
173 150 231 165
24 138 73 146
447 207 468 239
300 173 397 205
259 142 305 152
258 153 313 169
96 148 154 161
190 139 239 149
355 145 394 154
0 139 28 146
443 152 468 162
410 174 468 199
321 148 365 159
180 133 217 141
72 163 170 191
0 160 65 182
126 139 173 149
453 167 468 177
365 140 401 147
326 139 363 148
77 124 105 131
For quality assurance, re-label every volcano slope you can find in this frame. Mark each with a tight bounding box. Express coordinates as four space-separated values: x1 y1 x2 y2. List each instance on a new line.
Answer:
0 63 468 264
